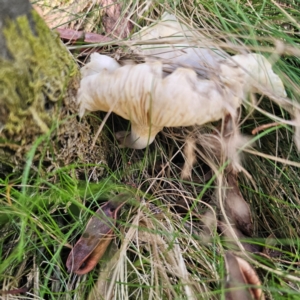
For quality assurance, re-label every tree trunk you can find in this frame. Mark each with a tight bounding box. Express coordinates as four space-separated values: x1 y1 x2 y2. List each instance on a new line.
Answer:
0 0 109 180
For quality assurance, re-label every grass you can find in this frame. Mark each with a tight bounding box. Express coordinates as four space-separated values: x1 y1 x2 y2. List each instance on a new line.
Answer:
1 0 300 299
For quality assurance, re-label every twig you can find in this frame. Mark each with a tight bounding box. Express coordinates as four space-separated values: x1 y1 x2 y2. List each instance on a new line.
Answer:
251 122 280 135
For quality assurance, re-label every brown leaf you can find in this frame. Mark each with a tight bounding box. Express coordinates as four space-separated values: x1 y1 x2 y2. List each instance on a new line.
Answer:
56 28 112 43
66 194 128 275
225 252 265 300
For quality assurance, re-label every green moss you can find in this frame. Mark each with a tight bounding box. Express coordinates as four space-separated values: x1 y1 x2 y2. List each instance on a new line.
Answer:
0 10 78 135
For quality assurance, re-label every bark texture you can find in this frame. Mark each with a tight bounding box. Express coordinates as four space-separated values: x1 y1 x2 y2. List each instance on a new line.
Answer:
0 0 109 179
0 0 34 59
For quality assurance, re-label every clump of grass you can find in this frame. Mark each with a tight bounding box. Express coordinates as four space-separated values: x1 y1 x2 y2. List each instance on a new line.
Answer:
1 0 300 299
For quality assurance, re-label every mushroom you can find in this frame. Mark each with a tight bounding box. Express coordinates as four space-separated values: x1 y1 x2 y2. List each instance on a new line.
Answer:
80 53 121 78
224 53 286 97
77 51 286 149
131 12 227 77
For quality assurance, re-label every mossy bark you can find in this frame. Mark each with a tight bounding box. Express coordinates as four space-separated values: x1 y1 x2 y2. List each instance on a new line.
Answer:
0 1 77 135
0 0 110 179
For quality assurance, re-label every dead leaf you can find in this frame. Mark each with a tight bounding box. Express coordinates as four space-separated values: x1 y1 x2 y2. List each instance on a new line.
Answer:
34 0 106 33
0 287 28 295
66 194 128 275
56 28 112 43
225 252 265 300
33 1 90 29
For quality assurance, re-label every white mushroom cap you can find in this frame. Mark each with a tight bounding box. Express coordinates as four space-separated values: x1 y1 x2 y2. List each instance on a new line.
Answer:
132 13 286 98
231 53 287 97
78 54 244 149
132 12 227 77
80 53 121 78
77 52 286 149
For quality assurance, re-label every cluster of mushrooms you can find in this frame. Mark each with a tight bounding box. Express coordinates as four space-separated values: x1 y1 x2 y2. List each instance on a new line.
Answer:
68 13 299 299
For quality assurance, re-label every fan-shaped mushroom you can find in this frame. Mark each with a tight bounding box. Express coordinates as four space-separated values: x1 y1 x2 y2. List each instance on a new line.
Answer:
77 51 286 149
79 56 233 149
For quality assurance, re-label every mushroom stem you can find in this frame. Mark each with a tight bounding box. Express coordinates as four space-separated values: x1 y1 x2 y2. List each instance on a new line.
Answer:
116 123 162 149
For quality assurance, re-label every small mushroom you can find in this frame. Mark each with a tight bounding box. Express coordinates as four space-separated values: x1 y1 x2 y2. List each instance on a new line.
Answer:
77 51 286 149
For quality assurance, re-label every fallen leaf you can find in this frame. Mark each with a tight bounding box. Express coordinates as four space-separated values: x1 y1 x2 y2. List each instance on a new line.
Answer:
66 194 128 275
225 252 265 300
0 287 28 295
33 1 90 29
56 28 112 43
